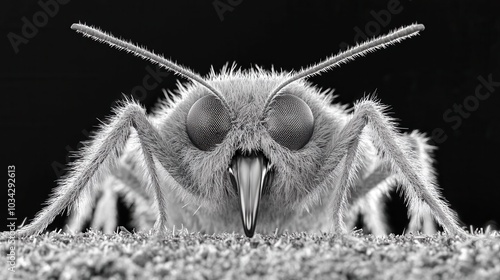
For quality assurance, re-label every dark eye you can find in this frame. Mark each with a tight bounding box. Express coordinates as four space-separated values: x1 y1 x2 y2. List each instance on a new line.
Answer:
266 94 314 150
186 95 232 151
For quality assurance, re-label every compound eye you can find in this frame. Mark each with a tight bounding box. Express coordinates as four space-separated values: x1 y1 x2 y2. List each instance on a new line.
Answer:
186 95 232 151
266 94 314 150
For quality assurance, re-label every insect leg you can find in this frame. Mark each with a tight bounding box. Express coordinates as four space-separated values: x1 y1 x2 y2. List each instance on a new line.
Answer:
326 113 368 235
347 165 397 235
403 131 438 234
327 123 394 236
103 159 157 232
18 102 169 235
65 188 98 233
65 175 118 233
322 98 467 237
349 132 441 235
351 99 467 237
67 162 156 234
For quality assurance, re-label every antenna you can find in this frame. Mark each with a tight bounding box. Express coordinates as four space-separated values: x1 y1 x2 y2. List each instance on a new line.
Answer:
71 23 235 120
262 24 425 118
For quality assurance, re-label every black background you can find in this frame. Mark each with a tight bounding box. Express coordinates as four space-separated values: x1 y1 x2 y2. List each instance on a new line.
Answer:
2 0 499 233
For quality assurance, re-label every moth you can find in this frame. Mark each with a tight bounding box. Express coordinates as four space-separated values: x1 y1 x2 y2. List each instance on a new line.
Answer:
19 23 467 238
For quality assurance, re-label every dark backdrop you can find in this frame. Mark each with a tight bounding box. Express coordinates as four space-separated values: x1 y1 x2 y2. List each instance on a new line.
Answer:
2 0 499 233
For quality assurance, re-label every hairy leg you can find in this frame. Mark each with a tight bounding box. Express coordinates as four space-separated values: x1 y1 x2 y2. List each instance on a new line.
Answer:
66 168 155 234
347 166 396 236
90 175 156 234
112 161 157 232
325 99 467 237
65 190 97 233
404 131 438 234
342 141 393 235
65 176 118 233
18 102 170 236
345 131 442 236
88 147 157 234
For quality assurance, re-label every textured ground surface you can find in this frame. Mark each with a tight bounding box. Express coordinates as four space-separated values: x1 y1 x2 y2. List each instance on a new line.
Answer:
1 229 500 280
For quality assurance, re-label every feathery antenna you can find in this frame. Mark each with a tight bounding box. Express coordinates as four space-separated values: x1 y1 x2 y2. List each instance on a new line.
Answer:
262 23 425 118
70 23 235 120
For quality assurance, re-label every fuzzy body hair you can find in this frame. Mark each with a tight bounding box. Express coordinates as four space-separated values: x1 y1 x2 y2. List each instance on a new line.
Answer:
71 70 439 234
110 67 355 233
69 69 412 234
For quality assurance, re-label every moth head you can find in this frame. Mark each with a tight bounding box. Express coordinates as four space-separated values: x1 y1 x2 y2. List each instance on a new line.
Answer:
71 23 424 237
179 72 330 234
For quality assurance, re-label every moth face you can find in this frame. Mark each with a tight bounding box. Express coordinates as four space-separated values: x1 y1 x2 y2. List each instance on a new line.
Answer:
166 75 331 237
